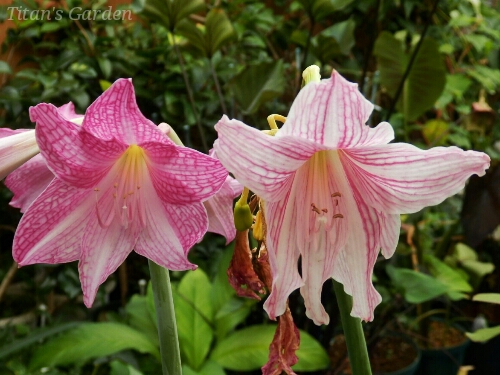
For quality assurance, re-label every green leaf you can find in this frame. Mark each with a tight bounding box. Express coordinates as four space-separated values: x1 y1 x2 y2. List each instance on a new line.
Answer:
422 119 449 146
0 322 81 360
126 294 159 347
211 325 328 371
292 330 330 371
472 293 500 304
446 243 495 280
174 269 214 370
29 323 160 370
182 361 226 375
320 18 355 56
231 60 285 115
139 0 204 31
215 297 253 340
386 265 449 303
424 254 472 294
205 9 235 57
0 61 12 74
467 65 500 93
97 57 112 79
466 326 500 342
373 31 446 121
298 0 354 21
99 80 113 92
211 243 236 314
110 360 144 375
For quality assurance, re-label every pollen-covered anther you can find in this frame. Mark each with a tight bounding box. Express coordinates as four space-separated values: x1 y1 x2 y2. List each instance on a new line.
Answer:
331 192 342 198
333 214 344 219
311 203 321 214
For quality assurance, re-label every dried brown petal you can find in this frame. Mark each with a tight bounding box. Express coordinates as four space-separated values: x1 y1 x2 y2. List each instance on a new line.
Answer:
254 245 273 292
262 306 300 375
227 229 265 300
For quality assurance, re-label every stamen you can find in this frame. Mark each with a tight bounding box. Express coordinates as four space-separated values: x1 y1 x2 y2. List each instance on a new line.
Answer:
331 192 342 198
311 203 321 214
333 214 344 219
322 208 328 213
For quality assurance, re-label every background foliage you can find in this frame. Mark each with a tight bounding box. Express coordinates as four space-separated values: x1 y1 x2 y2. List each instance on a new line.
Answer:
1 0 500 374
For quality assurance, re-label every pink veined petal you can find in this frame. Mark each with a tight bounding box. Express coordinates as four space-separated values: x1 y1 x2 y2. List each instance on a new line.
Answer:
0 129 39 180
278 71 392 148
144 141 228 204
58 102 84 122
134 175 198 270
379 213 401 259
340 144 490 214
214 115 327 202
30 103 126 188
262 150 349 325
296 151 348 325
83 79 170 145
79 216 140 307
204 177 240 244
13 179 96 266
226 176 244 197
328 152 382 322
263 195 304 321
5 154 54 212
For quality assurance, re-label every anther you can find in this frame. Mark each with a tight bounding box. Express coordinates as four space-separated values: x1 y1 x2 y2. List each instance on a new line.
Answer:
322 209 328 213
311 203 321 214
333 214 344 219
331 192 342 198
94 188 100 192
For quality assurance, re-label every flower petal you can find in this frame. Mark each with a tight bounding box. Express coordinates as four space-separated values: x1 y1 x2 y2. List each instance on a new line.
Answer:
79 218 139 307
5 154 54 212
204 176 241 244
134 178 198 270
31 103 126 188
0 129 39 180
278 71 393 148
380 213 401 259
340 144 490 214
214 115 326 202
83 79 169 145
58 102 84 122
263 196 304 320
329 153 382 322
13 179 95 265
144 141 228 204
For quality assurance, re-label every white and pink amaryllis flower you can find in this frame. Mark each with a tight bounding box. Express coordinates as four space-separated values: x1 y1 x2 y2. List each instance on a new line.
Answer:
13 79 228 307
214 70 490 324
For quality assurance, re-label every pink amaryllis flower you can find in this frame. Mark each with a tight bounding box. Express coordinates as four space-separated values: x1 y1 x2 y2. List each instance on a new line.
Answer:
13 79 228 306
214 70 490 324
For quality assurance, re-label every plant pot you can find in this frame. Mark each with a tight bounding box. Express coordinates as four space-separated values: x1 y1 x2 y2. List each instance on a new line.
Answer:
416 320 470 375
330 333 421 375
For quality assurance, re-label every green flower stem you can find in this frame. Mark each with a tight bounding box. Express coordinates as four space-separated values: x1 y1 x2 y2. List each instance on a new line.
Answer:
149 260 182 375
333 279 372 375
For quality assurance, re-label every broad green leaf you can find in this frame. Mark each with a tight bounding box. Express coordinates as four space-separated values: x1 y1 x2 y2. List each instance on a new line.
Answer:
0 61 13 74
422 119 449 146
211 325 328 371
231 60 285 115
446 243 495 280
174 269 214 370
424 254 472 294
110 360 144 375
211 243 236 314
0 322 81 360
182 361 226 375
436 74 472 108
215 297 253 340
467 65 500 93
137 0 204 31
386 265 449 303
320 18 355 56
97 57 112 79
298 0 354 21
466 326 500 342
29 323 160 370
373 31 446 121
472 293 500 304
126 294 159 347
205 9 235 57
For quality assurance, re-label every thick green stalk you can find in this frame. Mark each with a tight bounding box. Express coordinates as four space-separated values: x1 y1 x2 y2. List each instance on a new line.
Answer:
333 279 372 375
149 260 182 375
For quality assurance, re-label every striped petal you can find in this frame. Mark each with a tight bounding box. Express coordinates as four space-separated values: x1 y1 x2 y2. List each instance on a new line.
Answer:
83 79 169 145
278 71 394 148
5 154 55 212
214 116 327 202
0 129 39 181
340 144 490 214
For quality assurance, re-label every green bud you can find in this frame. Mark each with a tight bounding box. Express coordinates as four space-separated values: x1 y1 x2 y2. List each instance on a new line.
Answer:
234 202 254 231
